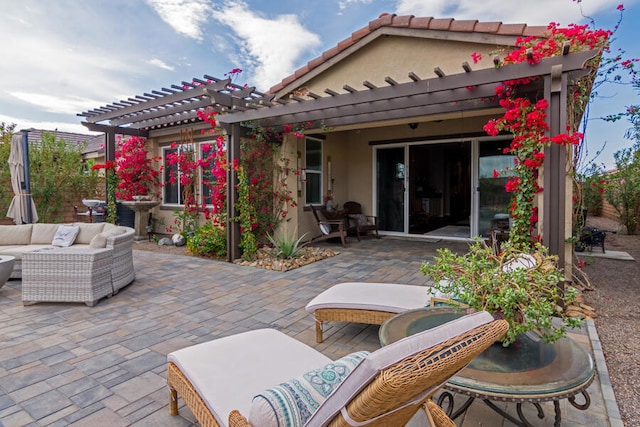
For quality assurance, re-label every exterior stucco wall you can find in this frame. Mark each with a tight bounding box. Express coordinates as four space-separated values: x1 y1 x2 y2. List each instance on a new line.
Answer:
299 36 507 96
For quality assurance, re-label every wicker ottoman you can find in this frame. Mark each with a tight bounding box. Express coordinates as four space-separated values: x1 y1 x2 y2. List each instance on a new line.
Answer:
22 248 114 306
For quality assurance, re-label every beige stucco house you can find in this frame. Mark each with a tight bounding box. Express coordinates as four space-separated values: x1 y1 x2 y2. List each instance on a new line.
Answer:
80 14 600 280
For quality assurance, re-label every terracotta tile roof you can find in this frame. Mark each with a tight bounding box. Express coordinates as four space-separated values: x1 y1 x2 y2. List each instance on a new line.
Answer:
268 13 548 94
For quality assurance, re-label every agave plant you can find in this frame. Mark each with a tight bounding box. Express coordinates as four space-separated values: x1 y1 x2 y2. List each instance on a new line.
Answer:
266 229 308 259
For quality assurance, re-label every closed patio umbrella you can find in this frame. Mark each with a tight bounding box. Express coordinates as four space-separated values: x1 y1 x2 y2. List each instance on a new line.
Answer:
7 133 38 224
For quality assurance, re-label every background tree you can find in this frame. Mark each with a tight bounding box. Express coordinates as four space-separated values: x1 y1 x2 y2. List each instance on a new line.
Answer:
0 123 16 220
28 131 100 222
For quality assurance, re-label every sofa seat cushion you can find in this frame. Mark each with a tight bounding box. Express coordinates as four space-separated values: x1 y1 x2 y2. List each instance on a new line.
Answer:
31 223 63 244
0 245 59 260
0 224 33 245
0 246 24 256
168 329 332 426
249 351 369 427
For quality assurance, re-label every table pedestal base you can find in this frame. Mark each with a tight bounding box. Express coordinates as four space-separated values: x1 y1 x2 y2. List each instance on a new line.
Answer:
437 389 591 427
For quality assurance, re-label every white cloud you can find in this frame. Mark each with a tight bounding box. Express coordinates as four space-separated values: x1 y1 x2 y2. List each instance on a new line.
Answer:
0 113 99 135
339 0 373 11
8 92 101 116
146 0 213 41
148 58 176 71
393 0 618 26
210 1 322 90
0 28 136 116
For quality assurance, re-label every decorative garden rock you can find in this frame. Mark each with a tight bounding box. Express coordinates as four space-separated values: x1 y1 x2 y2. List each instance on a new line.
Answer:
158 237 174 246
172 233 186 247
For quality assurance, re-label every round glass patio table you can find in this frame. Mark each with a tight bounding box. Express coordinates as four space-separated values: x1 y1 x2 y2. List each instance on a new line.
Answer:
379 307 595 427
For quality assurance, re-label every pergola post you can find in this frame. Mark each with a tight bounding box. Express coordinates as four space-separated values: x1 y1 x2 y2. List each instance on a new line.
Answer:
543 65 568 268
105 128 116 209
226 123 242 262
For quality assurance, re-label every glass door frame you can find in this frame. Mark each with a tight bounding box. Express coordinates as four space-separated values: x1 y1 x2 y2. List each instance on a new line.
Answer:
373 144 407 235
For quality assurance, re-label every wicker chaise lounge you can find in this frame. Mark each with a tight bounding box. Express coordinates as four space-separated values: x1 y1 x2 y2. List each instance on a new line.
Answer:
306 282 439 342
167 312 508 427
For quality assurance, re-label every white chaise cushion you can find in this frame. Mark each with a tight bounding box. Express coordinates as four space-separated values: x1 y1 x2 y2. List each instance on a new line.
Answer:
249 351 369 427
306 311 495 425
168 329 332 427
52 225 80 247
306 282 433 314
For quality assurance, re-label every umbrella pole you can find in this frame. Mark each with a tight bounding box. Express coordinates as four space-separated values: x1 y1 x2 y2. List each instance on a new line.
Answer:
21 130 33 224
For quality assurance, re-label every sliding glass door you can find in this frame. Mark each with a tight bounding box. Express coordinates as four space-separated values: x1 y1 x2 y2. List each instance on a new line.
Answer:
477 140 514 237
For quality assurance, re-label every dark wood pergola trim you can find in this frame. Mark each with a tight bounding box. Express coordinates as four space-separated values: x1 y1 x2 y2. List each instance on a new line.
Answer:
79 49 598 265
217 50 597 129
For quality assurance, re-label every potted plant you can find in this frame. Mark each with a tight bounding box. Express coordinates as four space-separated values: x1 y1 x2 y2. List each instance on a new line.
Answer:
421 239 582 345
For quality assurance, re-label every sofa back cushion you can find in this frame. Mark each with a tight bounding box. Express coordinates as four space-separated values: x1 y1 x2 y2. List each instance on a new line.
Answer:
30 223 63 244
0 224 33 245
89 227 126 248
73 223 105 244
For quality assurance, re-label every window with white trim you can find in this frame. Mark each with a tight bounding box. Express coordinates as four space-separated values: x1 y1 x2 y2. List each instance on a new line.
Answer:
162 146 182 205
305 137 323 205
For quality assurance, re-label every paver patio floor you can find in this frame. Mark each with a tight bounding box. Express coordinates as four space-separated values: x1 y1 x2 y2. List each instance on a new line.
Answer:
0 237 620 426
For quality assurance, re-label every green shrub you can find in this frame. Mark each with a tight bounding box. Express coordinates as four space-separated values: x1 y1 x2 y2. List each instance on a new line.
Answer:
606 147 640 235
187 222 227 258
421 239 582 346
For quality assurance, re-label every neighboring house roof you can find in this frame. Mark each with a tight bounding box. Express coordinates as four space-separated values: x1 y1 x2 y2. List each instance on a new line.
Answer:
82 134 105 156
268 13 548 95
13 129 103 158
17 129 95 146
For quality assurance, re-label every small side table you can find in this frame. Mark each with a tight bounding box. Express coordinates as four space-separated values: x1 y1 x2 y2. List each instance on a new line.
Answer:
0 255 15 288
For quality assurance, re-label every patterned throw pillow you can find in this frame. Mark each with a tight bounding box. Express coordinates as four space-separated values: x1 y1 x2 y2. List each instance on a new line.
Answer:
249 351 369 427
52 225 80 247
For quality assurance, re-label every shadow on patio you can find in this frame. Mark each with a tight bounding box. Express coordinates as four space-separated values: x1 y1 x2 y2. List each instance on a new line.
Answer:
0 237 617 426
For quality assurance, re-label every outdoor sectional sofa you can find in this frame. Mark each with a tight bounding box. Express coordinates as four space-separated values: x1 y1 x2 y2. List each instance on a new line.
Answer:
0 222 135 305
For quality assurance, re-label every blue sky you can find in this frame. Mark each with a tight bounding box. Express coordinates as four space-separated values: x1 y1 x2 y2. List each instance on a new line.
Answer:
0 0 638 169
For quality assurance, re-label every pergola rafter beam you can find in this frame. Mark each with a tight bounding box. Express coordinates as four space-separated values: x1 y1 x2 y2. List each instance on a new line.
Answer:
217 49 598 127
250 83 512 129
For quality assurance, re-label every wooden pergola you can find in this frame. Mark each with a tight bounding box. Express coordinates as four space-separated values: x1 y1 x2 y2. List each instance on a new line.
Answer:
79 49 598 265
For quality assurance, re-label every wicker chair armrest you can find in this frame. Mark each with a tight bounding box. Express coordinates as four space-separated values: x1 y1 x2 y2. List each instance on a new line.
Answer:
229 410 253 427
